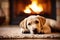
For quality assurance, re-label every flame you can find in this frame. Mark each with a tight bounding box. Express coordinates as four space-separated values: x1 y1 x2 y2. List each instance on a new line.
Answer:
24 0 43 14
24 7 31 14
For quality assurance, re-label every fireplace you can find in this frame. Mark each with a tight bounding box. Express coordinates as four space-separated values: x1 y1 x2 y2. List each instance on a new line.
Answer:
10 0 56 25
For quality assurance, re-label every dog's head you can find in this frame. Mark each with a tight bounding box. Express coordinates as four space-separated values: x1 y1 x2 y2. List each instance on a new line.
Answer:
19 15 46 34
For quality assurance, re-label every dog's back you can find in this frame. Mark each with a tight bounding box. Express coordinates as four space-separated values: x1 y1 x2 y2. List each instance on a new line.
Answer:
46 18 56 27
46 18 60 32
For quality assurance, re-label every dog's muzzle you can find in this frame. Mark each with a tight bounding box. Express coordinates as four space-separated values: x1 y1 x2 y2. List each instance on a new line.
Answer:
33 28 38 34
33 28 44 34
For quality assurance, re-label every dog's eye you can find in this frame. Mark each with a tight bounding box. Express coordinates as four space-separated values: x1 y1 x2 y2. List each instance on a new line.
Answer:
28 23 31 25
35 20 39 24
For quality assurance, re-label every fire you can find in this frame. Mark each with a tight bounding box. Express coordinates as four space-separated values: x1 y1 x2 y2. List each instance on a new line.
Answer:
24 6 31 13
24 0 43 14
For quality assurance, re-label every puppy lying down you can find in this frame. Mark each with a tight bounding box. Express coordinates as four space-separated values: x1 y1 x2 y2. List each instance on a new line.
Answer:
19 15 56 34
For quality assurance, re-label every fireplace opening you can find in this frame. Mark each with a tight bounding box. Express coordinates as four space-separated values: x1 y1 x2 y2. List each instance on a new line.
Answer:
10 0 56 25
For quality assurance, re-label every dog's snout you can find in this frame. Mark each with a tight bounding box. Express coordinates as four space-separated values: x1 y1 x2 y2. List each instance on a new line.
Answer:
33 28 37 31
33 28 37 34
33 28 44 34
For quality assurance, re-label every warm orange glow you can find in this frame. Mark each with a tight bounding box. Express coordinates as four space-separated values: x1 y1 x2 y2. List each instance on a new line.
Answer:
24 7 31 14
24 0 43 14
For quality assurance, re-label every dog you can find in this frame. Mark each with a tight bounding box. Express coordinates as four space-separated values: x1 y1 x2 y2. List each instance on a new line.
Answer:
19 15 56 34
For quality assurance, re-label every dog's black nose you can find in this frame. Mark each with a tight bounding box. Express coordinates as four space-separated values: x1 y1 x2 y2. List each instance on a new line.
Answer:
33 28 37 34
33 28 44 34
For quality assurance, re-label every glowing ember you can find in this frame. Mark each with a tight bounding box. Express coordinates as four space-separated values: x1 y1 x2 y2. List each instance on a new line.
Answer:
24 0 43 14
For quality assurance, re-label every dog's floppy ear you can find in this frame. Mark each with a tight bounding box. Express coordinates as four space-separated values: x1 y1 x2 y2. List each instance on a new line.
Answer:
37 15 46 25
19 18 27 30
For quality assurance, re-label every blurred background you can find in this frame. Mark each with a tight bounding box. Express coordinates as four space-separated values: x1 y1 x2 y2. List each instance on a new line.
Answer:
0 0 60 25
